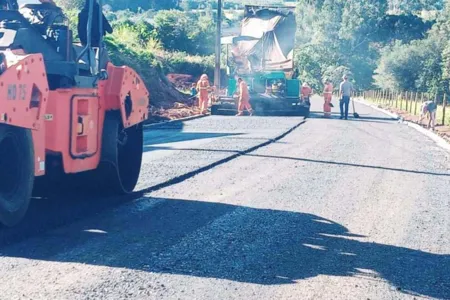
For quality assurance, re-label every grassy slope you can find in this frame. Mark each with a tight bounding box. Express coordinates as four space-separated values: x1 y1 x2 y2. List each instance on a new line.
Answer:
105 37 190 109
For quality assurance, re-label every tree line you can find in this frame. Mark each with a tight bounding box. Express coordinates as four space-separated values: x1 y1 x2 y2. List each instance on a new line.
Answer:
294 0 449 95
55 0 450 97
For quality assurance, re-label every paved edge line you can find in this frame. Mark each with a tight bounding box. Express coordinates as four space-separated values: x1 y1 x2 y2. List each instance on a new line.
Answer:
144 114 209 129
355 98 450 152
134 118 307 197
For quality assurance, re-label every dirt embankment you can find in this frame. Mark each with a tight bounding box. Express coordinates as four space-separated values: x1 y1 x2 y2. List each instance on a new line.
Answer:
107 47 199 122
147 72 201 124
147 70 190 109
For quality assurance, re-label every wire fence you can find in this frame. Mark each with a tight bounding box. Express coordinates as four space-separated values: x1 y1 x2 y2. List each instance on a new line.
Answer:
360 90 450 126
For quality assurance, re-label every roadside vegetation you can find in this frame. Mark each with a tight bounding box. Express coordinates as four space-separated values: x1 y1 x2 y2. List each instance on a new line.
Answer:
56 0 222 108
55 0 287 87
294 0 449 95
56 0 450 106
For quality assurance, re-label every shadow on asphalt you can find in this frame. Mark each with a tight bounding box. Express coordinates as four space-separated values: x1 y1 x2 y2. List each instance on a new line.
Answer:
0 120 305 246
1 198 448 299
0 114 447 298
0 123 239 240
142 147 450 177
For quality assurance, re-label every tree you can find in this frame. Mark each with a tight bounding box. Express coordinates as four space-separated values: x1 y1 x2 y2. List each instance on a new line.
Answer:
103 0 180 11
180 0 197 11
374 14 435 43
391 0 444 12
55 0 84 10
294 0 446 91
374 38 444 93
153 10 191 53
294 45 326 90
323 66 353 88
294 0 388 89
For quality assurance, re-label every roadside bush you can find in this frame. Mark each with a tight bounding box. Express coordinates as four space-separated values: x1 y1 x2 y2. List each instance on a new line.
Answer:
374 39 444 93
106 21 213 83
107 15 213 79
55 0 83 10
179 0 243 10
103 0 179 12
188 14 215 55
322 66 353 90
60 0 227 91
160 52 215 79
294 45 328 90
152 10 215 56
110 24 142 50
153 10 192 53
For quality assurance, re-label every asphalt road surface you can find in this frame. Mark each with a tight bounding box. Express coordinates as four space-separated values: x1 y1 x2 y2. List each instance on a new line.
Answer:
0 97 449 300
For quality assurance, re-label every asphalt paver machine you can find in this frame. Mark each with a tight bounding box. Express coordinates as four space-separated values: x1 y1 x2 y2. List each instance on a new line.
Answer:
212 5 309 116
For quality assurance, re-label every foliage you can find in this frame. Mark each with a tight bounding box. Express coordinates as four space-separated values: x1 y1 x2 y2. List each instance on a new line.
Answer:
159 52 215 79
107 19 213 79
294 46 325 89
373 0 450 94
104 0 179 11
323 66 353 89
374 38 444 94
57 0 181 12
152 10 191 53
374 14 435 43
294 0 444 92
391 0 444 12
56 0 450 95
55 0 84 10
294 0 389 91
107 9 215 56
187 13 216 55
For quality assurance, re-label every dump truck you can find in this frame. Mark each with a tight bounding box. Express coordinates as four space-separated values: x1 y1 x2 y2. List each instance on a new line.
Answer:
212 5 309 116
0 0 149 227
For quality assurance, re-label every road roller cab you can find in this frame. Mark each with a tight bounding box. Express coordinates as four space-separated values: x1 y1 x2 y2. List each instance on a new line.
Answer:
0 0 149 227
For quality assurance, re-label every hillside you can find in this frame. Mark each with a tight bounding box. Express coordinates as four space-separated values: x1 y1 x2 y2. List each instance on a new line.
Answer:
104 36 190 110
50 1 214 111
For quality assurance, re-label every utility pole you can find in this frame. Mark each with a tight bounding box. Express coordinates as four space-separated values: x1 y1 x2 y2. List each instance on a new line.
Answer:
214 0 222 91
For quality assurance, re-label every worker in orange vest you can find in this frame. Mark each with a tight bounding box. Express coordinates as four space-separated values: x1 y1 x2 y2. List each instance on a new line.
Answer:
323 79 333 118
236 77 253 116
301 82 312 105
196 74 211 114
